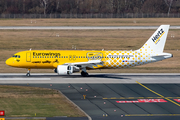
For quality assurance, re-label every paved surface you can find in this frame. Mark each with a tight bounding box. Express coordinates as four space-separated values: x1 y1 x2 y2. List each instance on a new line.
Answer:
0 26 180 30
4 83 180 120
1 73 180 120
0 73 180 84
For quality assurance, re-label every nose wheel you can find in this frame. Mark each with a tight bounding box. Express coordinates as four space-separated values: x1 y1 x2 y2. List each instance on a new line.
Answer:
26 69 31 77
26 73 30 77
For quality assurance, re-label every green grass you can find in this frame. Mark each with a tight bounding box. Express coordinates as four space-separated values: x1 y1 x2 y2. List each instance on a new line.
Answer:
0 85 86 117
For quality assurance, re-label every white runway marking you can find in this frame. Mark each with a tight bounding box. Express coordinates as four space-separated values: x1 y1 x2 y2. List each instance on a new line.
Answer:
0 78 51 80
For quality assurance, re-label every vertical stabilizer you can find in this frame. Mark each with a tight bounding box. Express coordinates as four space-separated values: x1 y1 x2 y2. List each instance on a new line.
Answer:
139 25 170 53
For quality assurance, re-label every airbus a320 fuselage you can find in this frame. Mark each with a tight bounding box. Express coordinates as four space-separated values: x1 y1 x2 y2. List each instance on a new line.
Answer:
6 25 173 77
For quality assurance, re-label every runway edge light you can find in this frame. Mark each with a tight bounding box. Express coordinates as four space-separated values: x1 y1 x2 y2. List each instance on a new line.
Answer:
0 111 5 116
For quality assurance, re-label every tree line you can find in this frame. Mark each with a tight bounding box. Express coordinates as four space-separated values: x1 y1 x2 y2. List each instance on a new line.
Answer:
0 0 179 15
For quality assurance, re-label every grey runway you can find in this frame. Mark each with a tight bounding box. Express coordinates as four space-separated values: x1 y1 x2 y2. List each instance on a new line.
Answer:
0 73 180 84
0 26 180 30
1 73 180 120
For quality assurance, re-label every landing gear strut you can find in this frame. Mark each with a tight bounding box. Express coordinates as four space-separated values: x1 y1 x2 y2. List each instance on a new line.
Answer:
81 68 89 77
26 69 31 77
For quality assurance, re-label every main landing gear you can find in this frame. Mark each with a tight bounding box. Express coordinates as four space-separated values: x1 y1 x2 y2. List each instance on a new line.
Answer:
81 68 89 77
81 71 89 77
26 69 31 77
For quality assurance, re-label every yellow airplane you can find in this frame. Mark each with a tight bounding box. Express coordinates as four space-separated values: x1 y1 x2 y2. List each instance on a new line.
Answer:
6 25 173 77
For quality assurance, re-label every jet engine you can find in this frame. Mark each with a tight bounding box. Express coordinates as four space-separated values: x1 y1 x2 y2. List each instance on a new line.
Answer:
57 65 80 75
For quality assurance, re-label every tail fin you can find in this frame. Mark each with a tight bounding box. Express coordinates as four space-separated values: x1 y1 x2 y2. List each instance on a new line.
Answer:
139 25 170 53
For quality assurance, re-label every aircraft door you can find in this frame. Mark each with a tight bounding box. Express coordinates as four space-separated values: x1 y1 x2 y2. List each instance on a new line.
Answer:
26 52 31 62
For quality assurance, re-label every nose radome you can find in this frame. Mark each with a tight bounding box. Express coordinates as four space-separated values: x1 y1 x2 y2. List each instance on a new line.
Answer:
6 58 12 66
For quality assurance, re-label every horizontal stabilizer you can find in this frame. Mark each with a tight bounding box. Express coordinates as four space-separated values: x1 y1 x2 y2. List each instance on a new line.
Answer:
151 53 173 58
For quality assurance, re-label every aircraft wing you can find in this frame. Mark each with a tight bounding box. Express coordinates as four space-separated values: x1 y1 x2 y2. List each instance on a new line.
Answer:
64 60 104 68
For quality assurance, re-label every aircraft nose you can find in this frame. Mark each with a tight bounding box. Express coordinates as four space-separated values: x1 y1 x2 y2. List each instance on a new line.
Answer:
6 58 12 66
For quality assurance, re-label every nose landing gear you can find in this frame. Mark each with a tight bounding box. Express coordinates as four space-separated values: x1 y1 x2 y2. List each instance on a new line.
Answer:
26 69 31 77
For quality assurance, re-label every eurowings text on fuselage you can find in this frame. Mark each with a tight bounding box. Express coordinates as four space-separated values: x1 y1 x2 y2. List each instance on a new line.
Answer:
6 25 173 77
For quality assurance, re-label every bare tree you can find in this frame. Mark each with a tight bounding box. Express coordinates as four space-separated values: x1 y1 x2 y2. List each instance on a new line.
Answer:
164 0 173 16
40 0 48 15
56 0 59 13
23 0 26 13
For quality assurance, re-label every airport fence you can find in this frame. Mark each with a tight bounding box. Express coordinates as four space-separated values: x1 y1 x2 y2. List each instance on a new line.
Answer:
0 13 180 19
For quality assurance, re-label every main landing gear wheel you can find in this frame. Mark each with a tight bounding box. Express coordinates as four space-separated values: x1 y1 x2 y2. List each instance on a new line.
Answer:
81 71 89 77
26 69 31 77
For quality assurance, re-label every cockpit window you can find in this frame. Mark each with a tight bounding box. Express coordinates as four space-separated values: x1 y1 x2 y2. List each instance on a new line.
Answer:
12 55 20 58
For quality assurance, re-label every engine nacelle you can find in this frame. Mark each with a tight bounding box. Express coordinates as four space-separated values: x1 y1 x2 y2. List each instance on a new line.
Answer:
57 65 73 75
